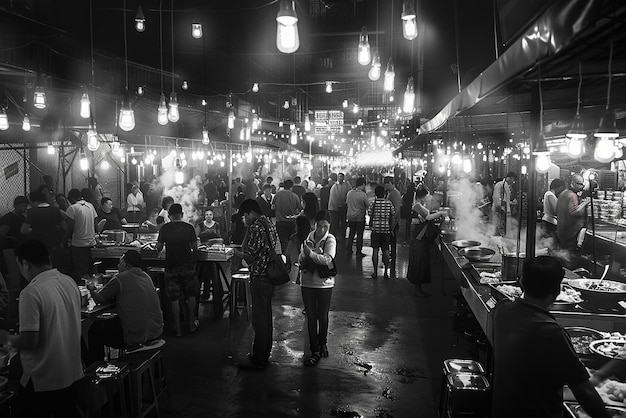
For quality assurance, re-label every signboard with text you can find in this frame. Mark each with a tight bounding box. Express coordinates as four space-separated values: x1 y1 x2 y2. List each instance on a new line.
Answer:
314 110 343 135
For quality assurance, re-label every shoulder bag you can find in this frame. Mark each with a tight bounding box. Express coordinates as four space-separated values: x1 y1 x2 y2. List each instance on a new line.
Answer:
259 219 290 285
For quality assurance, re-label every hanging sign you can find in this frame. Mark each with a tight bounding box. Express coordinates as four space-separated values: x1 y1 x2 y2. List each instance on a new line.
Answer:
4 162 18 180
314 110 343 135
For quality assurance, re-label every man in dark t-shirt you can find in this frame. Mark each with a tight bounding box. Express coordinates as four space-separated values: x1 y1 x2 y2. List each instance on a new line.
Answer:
21 191 64 262
0 196 29 250
96 197 127 232
156 203 198 337
492 256 609 418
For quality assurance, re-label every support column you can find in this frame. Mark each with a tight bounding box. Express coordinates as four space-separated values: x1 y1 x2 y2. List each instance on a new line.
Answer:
525 85 540 259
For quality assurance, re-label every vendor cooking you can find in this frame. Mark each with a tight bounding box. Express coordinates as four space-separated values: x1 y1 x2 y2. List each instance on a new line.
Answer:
196 209 223 244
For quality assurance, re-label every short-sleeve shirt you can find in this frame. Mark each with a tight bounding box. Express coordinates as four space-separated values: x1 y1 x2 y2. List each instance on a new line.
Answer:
0 211 24 248
26 204 63 249
66 200 97 247
19 268 84 392
386 188 402 226
157 220 197 268
273 189 302 223
97 207 125 230
492 298 589 418
346 189 370 222
368 198 395 234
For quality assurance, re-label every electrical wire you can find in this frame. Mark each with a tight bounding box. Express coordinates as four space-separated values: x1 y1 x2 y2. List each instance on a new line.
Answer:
123 0 129 90
171 0 175 93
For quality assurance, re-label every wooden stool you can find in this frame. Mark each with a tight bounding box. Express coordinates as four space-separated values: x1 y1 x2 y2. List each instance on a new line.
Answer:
121 348 168 418
230 273 251 320
82 360 131 418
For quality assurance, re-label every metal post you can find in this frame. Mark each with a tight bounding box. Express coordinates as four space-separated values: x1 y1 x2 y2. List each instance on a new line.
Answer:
525 86 540 260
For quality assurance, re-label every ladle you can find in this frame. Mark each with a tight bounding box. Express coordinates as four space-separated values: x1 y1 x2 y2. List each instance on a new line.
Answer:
590 265 610 289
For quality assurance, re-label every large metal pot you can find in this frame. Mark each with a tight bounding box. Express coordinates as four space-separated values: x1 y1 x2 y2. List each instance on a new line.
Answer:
502 253 525 281
451 240 481 248
567 278 626 307
458 247 495 262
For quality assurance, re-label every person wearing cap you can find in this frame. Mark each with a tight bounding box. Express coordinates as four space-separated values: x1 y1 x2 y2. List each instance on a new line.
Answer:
156 203 199 336
86 250 164 365
0 195 29 291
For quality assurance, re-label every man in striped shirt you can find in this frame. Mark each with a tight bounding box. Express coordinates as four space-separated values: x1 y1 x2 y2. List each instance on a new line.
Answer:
368 185 395 279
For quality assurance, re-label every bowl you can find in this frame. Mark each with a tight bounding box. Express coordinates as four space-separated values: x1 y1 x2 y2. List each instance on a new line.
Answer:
451 240 481 248
589 339 626 359
566 278 626 307
458 247 495 262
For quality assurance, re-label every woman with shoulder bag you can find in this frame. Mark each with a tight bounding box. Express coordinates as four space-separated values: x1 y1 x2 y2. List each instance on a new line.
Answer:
298 210 337 366
406 184 447 297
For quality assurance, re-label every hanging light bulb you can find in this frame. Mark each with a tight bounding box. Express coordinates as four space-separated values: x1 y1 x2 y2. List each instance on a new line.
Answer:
290 127 298 145
594 137 616 163
384 58 395 92
0 109 8 130
403 77 415 113
22 115 30 131
33 84 46 109
368 49 381 81
352 103 359 114
342 99 348 109
252 82 259 93
202 126 210 144
283 100 290 109
135 6 145 32
566 114 586 140
79 148 89 170
595 109 619 139
137 86 144 96
279 120 284 128
401 1 418 40
158 93 168 125
276 0 299 54
175 168 184 184
357 26 371 65
304 114 311 132
567 137 584 158
536 154 551 173
168 92 179 122
325 81 333 94
118 92 136 131
47 143 55 155
191 21 203 39
181 80 189 90
80 92 91 119
87 122 99 151
228 110 235 129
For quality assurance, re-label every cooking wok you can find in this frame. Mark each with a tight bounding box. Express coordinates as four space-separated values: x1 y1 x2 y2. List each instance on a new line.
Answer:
451 240 481 248
458 247 495 262
566 278 626 307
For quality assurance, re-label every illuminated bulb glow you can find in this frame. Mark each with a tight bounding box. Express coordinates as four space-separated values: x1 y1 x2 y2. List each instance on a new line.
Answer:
182 80 188 90
325 82 333 94
403 77 415 113
368 50 381 81
202 127 210 144
304 115 311 132
228 111 235 129
342 100 348 109
80 93 91 119
252 82 259 93
135 6 145 32
119 107 135 131
276 1 299 54
168 93 179 122
175 169 184 184
567 137 584 158
536 154 551 173
384 59 395 92
357 26 371 65
158 94 168 125
594 137 616 163
101 160 110 170
87 125 99 151
33 87 46 109
191 22 203 39
0 110 8 130
47 144 55 155
352 103 359 114
401 1 418 40
462 159 472 173
22 116 31 131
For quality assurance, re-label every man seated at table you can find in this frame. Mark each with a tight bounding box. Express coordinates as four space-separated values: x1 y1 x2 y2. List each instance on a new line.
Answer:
85 250 164 365
0 239 83 417
492 256 609 418
96 197 128 232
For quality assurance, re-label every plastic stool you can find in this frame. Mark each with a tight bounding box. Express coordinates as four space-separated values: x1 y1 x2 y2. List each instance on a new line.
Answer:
439 360 485 417
442 372 490 418
121 349 166 418
230 273 251 320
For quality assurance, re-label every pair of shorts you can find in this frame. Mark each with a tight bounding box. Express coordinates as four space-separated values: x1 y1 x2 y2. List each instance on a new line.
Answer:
370 232 391 250
164 263 198 301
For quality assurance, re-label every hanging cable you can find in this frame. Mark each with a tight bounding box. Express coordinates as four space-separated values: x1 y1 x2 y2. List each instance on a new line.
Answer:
89 0 96 119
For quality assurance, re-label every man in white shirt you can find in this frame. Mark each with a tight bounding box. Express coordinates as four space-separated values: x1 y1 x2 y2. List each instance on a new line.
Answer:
0 239 83 417
328 172 351 241
65 188 98 283
346 177 369 257
492 172 517 236
126 183 145 223
542 178 566 244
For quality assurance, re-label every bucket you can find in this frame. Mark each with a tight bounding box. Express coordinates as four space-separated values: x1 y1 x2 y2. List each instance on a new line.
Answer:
502 253 525 281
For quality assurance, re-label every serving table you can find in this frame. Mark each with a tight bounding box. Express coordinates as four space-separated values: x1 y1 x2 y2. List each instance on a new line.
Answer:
90 246 233 319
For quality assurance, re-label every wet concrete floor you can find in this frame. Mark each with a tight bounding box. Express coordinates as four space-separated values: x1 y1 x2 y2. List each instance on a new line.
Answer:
159 238 472 418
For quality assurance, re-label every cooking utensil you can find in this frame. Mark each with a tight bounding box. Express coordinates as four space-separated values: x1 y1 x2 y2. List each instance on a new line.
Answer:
567 278 626 307
458 247 495 262
590 264 611 289
588 339 626 359
451 240 481 248
501 253 525 281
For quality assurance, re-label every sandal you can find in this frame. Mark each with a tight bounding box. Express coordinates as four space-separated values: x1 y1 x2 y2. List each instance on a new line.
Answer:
190 319 199 333
304 352 321 366
320 345 329 358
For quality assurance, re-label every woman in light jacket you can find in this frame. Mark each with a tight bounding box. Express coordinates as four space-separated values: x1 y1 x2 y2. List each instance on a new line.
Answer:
299 210 336 366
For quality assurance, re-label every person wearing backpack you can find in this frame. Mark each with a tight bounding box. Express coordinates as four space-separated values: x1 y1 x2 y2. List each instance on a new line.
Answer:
234 199 280 370
298 210 337 367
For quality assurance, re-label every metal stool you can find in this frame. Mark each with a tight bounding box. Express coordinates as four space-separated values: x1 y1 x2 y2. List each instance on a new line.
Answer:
441 372 490 418
147 267 167 315
230 273 251 320
439 359 485 417
121 348 167 418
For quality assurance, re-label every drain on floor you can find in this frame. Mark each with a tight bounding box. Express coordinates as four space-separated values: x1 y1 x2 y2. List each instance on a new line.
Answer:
354 361 373 375
396 366 428 383
331 408 362 417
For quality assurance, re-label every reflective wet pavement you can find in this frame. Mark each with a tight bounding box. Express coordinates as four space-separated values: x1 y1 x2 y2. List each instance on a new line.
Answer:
159 239 470 418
